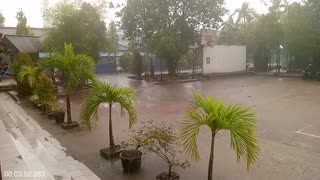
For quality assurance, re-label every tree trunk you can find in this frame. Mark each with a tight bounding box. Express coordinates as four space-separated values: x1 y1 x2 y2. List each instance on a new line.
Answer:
192 50 196 78
114 52 117 72
109 103 115 147
168 165 172 177
160 58 163 79
66 93 72 124
208 132 216 180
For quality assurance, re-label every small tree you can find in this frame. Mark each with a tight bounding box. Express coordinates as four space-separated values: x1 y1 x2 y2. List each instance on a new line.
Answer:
119 53 133 71
180 93 260 180
43 43 95 126
138 120 190 179
130 51 144 79
16 9 31 36
81 80 137 148
0 11 5 27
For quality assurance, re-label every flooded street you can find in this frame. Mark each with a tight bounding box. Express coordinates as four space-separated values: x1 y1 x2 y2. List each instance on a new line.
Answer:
24 74 320 180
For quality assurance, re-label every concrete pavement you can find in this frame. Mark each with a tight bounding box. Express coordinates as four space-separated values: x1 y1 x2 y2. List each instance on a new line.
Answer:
0 93 100 180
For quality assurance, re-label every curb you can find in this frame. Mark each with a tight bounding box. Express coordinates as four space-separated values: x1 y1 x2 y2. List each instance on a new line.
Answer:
254 73 302 78
7 91 20 104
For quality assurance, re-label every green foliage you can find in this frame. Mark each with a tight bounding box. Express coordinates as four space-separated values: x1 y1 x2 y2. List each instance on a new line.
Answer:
12 53 34 75
17 65 44 89
42 43 95 94
234 2 258 27
106 21 118 53
81 80 137 147
130 120 190 176
44 1 108 60
81 80 137 129
13 53 36 97
42 43 95 123
35 80 56 111
16 9 31 36
180 93 260 179
29 94 41 107
121 0 226 76
282 2 319 66
130 51 144 78
0 11 5 27
119 52 133 71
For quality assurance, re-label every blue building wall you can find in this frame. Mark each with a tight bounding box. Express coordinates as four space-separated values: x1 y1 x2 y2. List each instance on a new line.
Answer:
95 63 116 73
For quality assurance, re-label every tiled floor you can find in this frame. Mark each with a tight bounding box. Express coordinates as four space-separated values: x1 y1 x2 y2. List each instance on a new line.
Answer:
0 93 100 180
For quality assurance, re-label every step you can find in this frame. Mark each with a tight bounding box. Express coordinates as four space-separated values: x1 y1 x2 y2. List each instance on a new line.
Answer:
0 93 100 180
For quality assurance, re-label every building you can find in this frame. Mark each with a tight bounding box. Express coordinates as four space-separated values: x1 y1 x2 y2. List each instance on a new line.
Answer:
202 46 246 74
0 34 42 63
0 27 46 40
0 27 130 73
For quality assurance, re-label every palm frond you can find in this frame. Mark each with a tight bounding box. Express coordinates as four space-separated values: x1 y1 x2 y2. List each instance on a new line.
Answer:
42 43 95 93
80 80 137 129
180 93 260 169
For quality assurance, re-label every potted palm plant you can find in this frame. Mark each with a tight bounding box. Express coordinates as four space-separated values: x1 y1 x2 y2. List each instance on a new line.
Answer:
42 43 95 129
80 80 137 159
180 93 260 180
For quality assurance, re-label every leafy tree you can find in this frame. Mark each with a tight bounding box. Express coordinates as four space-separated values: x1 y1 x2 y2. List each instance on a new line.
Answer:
219 2 259 66
16 9 31 35
0 11 5 27
43 43 95 125
44 1 108 60
121 0 226 76
130 51 144 78
234 2 258 28
218 16 239 45
12 53 34 75
119 52 133 71
106 21 118 54
282 1 320 68
80 80 137 148
180 93 260 180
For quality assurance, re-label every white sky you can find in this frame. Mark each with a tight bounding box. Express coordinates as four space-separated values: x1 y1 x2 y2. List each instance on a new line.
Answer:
0 0 297 28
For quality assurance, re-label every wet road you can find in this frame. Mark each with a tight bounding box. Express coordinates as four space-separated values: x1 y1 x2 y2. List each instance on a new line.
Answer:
24 74 320 180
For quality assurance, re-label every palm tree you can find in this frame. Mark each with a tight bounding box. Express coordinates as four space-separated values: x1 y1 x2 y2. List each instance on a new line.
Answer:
80 80 137 148
17 65 44 89
44 43 95 125
234 2 258 28
180 93 260 180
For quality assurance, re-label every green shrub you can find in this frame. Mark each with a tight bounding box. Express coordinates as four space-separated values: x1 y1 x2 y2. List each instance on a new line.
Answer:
130 51 144 78
119 53 133 71
12 53 34 75
34 80 56 112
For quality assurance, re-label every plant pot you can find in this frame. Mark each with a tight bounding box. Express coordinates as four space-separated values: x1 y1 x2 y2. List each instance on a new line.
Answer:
100 145 124 159
55 111 65 124
156 172 180 180
48 111 56 119
119 150 142 173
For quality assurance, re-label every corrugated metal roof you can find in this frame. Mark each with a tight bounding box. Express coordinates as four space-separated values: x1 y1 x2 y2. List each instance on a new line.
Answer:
5 35 41 53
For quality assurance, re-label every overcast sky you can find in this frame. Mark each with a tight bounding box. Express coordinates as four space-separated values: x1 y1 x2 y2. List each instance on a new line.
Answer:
0 0 296 28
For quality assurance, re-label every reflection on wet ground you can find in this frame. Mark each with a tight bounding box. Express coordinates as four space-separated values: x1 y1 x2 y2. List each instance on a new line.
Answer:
23 73 320 180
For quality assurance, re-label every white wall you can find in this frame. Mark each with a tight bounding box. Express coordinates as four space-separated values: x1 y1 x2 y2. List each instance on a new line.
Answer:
203 46 246 74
